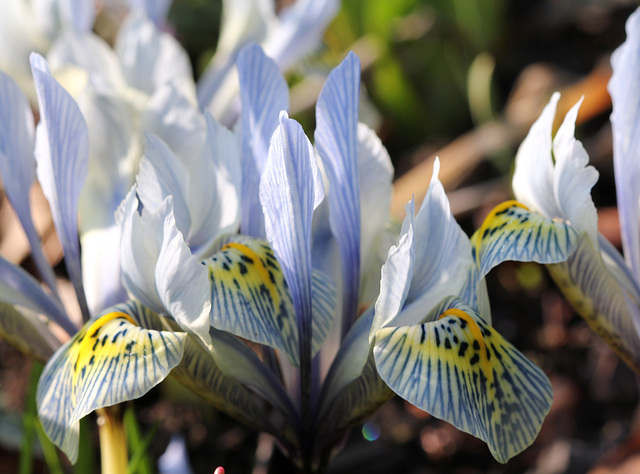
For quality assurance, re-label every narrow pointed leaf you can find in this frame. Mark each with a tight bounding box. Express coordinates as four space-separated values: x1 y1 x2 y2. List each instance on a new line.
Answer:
31 53 89 321
548 234 640 374
238 43 289 238
315 52 361 334
374 298 553 463
206 236 299 365
37 305 186 463
471 201 580 280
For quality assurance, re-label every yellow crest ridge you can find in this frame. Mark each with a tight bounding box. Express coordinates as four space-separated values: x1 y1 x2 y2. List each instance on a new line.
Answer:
73 312 137 391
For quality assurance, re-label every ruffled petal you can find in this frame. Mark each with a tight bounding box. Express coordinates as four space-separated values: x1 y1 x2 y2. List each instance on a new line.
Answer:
31 53 89 320
552 99 599 245
512 92 563 219
609 7 640 280
238 43 289 238
374 297 553 463
37 303 186 463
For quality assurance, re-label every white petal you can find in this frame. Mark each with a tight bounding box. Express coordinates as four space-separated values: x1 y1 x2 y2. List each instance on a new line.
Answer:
513 92 563 219
609 7 640 279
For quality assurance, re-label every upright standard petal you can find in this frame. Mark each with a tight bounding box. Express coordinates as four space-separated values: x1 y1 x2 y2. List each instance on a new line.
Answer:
238 43 289 238
57 0 96 33
0 70 59 296
115 10 192 95
374 297 553 463
118 190 212 350
37 303 186 463
357 123 394 303
263 0 340 71
31 53 89 320
552 99 599 245
128 0 173 27
260 111 324 370
610 7 640 280
512 93 563 219
196 0 274 113
315 52 361 336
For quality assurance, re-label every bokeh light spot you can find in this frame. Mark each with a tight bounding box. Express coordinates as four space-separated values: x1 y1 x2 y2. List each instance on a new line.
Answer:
362 422 380 441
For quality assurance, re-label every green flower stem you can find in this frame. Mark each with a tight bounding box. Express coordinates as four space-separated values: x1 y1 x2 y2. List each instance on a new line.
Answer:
97 406 128 474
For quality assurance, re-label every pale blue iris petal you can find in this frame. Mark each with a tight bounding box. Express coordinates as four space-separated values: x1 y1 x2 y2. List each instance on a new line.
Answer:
0 70 59 297
115 10 192 95
80 225 128 314
357 123 394 301
320 307 374 411
610 8 640 280
548 234 640 371
31 53 90 320
260 112 322 357
315 52 361 334
155 204 212 351
263 0 340 71
311 269 338 357
513 92 564 219
402 159 474 319
188 113 241 257
57 0 95 32
0 257 75 335
47 29 125 90
128 0 173 27
136 133 192 236
374 297 553 463
238 43 289 238
117 187 166 314
37 303 186 464
141 80 206 165
552 99 599 246
196 0 274 113
370 201 415 341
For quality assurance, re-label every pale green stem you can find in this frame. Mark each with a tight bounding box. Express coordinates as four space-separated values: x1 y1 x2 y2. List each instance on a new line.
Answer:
97 406 128 474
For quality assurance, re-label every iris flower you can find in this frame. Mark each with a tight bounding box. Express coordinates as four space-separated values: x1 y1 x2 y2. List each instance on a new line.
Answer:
33 43 581 471
506 7 640 375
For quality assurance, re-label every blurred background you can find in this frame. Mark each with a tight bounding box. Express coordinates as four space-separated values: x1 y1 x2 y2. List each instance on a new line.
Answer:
2 0 640 472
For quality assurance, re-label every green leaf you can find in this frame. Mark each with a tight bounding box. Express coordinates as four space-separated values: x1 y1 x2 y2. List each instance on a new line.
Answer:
37 303 186 463
19 362 42 474
373 297 552 463
124 405 156 474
